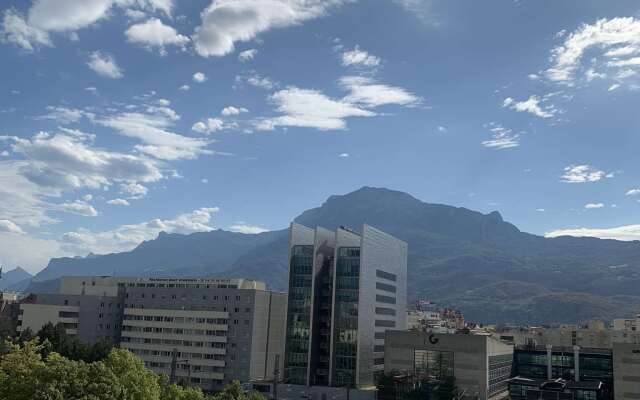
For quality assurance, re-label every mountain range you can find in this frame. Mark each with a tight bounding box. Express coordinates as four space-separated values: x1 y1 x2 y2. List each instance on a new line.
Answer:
27 187 640 324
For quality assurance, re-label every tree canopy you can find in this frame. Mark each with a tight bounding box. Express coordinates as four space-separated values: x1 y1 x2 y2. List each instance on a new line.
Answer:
0 339 266 400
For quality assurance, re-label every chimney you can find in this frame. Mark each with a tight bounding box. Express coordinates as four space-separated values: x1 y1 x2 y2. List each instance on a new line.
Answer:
573 345 580 382
546 345 553 380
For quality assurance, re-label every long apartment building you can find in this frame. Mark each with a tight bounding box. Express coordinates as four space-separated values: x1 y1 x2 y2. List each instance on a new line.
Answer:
17 276 286 392
282 223 407 399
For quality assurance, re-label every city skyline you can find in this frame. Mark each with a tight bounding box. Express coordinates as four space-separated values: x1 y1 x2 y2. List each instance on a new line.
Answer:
2 0 640 272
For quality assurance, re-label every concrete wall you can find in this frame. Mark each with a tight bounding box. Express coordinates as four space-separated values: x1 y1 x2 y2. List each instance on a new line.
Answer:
358 224 408 388
613 342 640 400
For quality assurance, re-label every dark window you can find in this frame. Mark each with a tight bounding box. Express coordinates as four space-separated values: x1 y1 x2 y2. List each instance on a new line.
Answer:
375 320 395 328
376 270 397 282
376 295 396 304
376 282 396 293
375 307 396 316
374 358 385 365
374 345 385 353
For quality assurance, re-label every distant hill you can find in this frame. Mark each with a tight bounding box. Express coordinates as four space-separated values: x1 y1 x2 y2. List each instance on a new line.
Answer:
30 186 640 324
0 267 32 291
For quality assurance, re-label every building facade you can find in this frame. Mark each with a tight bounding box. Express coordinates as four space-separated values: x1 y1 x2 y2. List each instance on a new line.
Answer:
17 276 286 393
282 223 408 394
384 331 514 400
612 342 640 400
511 345 613 400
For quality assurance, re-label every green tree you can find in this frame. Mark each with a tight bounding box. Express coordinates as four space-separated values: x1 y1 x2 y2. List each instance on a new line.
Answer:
101 348 162 400
434 376 458 400
211 381 264 400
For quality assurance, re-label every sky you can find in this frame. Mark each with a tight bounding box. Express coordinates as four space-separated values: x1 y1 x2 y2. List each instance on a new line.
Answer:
2 0 640 273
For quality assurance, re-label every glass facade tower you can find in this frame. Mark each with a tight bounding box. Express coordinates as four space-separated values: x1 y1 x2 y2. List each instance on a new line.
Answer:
283 223 408 390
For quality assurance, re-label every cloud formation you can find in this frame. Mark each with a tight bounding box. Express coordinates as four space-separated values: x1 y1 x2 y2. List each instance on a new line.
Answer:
193 0 348 57
125 18 189 54
503 96 555 119
546 225 640 241
561 165 607 183
482 123 520 149
61 207 219 254
87 51 124 79
342 46 381 67
546 17 640 88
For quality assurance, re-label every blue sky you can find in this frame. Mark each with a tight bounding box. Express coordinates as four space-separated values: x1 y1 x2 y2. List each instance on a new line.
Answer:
2 0 640 272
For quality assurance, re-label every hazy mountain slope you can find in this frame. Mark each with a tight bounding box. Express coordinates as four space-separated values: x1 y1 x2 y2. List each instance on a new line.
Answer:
33 230 283 282
0 267 32 290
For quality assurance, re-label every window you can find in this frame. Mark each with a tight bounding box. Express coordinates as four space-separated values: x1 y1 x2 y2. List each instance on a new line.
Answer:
375 320 395 328
376 270 397 281
376 295 396 304
375 307 396 316
376 282 396 293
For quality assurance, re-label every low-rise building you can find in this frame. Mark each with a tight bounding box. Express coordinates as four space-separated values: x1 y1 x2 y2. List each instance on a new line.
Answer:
384 330 513 400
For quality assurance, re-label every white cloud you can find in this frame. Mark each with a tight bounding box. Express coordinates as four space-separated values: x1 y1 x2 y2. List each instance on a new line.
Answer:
436 126 447 133
584 202 604 209
120 0 174 17
257 86 375 131
28 0 113 32
192 118 225 134
503 96 555 119
608 83 620 91
626 188 640 196
1 8 51 51
546 225 640 241
37 106 91 124
0 232 63 272
546 17 640 87
481 123 520 149
221 106 249 116
235 72 276 90
3 131 163 193
0 219 25 235
536 208 546 212
193 0 348 57
0 161 56 228
125 18 189 54
107 198 130 206
342 46 381 67
193 72 207 82
561 165 606 183
60 207 219 254
338 153 349 158
179 84 190 91
238 48 258 62
228 223 269 234
121 182 148 198
54 199 99 217
82 194 93 202
1 151 9 157
339 76 421 108
87 51 124 79
97 107 212 160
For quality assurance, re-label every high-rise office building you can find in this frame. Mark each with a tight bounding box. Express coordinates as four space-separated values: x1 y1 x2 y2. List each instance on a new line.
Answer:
283 223 408 395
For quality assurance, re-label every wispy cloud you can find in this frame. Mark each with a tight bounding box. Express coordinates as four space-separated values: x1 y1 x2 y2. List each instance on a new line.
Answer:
561 165 607 183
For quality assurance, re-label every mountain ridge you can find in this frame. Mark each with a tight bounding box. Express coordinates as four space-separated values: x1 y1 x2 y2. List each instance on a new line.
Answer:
27 186 640 324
